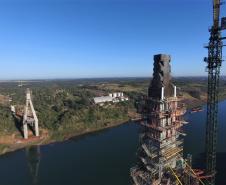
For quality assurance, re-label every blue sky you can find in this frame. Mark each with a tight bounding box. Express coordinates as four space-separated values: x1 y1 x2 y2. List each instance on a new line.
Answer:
0 0 225 79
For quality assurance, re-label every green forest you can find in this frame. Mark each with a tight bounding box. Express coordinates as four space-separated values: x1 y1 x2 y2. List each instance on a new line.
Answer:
0 79 138 141
1 77 226 141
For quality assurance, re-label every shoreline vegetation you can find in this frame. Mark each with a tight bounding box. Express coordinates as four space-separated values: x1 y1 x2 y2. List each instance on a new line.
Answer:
0 77 226 155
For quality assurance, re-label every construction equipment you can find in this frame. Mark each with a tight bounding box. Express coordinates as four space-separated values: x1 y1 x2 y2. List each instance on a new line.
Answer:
204 0 225 184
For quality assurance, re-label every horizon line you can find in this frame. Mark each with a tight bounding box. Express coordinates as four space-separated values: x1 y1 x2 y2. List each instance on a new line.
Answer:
0 75 222 82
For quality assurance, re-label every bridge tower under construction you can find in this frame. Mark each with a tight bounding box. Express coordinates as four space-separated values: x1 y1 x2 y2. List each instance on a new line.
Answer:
23 88 39 139
131 54 188 184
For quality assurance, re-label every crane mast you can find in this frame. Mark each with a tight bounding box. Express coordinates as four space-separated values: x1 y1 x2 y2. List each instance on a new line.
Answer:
213 0 220 29
204 0 225 184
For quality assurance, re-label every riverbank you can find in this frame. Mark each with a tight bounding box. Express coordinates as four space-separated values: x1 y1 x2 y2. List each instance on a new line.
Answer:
0 117 131 156
1 77 226 156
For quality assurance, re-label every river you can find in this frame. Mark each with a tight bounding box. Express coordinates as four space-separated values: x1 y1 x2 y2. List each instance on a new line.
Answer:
0 100 226 185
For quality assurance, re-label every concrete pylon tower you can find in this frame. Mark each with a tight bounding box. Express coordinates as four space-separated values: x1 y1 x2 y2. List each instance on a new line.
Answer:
148 54 174 99
23 88 39 139
131 54 186 185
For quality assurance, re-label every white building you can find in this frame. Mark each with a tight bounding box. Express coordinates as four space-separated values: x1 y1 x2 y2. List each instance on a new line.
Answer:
93 96 113 104
93 92 129 105
11 105 16 114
